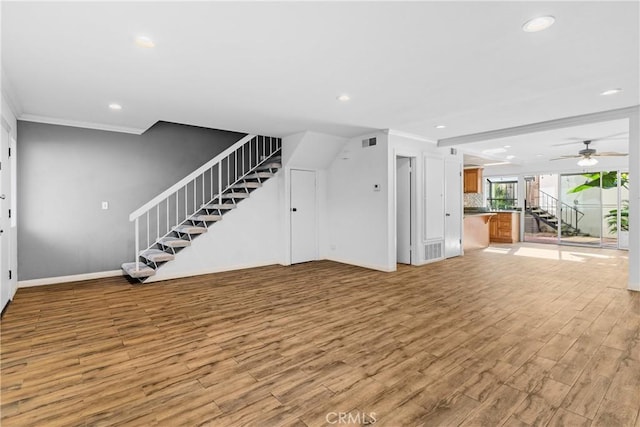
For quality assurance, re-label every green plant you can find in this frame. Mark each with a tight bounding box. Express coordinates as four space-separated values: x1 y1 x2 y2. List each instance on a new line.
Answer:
605 200 629 232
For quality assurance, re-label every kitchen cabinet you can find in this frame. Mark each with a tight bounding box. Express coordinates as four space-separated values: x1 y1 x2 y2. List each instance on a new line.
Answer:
489 212 520 243
464 168 483 193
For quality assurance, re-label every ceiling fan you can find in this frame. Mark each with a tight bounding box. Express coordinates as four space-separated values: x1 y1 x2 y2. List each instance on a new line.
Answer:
550 140 628 166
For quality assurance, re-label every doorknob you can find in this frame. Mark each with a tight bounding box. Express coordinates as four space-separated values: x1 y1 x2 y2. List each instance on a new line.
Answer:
445 213 451 217
0 194 5 200
291 208 297 212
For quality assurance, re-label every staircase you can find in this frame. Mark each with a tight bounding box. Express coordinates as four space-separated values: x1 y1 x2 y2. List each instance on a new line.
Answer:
525 190 583 236
122 134 282 282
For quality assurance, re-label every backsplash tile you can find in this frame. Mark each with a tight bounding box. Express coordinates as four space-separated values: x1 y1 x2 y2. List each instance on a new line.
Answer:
464 192 483 207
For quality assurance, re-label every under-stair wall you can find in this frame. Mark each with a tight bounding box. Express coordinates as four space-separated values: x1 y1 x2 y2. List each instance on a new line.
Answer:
144 174 283 282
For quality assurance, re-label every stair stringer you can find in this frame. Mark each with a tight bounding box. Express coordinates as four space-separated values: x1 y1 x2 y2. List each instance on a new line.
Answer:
144 173 283 283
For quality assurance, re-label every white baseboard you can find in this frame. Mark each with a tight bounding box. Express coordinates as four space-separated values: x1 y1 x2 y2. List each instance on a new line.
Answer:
324 256 395 272
144 261 283 283
18 270 124 288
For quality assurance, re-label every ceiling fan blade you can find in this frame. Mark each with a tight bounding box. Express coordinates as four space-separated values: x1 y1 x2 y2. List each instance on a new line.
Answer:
553 131 628 146
552 141 583 146
550 155 581 160
594 152 628 157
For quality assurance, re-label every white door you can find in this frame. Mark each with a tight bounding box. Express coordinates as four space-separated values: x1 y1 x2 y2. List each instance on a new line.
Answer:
444 159 462 258
291 169 317 264
1 122 10 313
396 157 411 264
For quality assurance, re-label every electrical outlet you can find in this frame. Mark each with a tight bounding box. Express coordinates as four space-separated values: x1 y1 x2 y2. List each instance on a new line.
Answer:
101 201 109 210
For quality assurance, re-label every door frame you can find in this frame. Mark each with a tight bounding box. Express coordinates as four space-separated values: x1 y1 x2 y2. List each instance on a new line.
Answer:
289 168 318 264
393 153 418 265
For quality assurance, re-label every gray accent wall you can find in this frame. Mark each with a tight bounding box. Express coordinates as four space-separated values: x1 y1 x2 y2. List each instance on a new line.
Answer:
17 121 244 280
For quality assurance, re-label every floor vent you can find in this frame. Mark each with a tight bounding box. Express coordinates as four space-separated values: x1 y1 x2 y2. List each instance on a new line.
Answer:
424 241 443 262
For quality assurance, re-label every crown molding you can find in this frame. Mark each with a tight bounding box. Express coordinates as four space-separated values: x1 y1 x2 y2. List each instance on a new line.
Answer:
19 114 145 135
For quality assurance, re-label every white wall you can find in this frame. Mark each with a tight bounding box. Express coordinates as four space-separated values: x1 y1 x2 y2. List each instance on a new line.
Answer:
1 93 18 299
146 174 283 282
325 132 392 271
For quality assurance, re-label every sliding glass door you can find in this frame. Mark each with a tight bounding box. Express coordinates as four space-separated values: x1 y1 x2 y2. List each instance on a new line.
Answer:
559 173 601 246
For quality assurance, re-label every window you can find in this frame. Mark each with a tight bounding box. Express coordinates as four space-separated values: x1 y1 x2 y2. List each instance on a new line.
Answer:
487 180 517 210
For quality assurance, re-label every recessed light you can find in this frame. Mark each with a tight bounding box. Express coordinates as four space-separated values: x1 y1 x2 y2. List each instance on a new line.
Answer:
135 36 155 48
600 88 622 96
536 154 543 157
435 125 447 129
506 155 516 160
337 94 351 102
109 103 122 110
522 16 555 33
504 145 511 148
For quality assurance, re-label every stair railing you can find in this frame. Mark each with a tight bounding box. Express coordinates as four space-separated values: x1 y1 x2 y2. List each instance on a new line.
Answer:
128 134 282 271
533 189 584 232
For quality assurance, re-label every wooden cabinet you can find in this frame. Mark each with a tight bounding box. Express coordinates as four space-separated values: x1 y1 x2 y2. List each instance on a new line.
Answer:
489 212 520 243
464 168 483 193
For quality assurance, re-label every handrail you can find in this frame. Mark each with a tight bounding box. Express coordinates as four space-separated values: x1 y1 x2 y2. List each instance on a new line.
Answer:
129 134 255 221
536 189 584 231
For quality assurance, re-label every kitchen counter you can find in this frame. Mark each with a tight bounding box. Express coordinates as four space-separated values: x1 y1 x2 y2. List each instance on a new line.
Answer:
463 213 496 251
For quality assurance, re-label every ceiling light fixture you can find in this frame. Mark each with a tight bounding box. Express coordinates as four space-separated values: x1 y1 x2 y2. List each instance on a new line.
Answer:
577 157 598 167
522 16 555 33
135 36 155 48
109 103 122 110
600 88 622 96
504 145 511 148
337 94 351 102
484 161 511 166
506 155 515 160
435 125 446 129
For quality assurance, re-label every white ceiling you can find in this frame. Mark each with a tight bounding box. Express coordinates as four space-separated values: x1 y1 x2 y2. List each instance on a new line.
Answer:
2 2 639 142
461 119 630 167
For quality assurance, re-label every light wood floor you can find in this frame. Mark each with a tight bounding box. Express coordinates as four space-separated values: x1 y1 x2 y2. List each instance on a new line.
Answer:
1 243 638 426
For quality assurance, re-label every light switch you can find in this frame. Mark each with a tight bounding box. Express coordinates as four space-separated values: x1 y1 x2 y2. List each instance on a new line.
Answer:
101 201 109 210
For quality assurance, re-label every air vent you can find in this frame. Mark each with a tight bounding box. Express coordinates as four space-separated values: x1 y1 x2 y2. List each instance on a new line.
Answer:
362 137 377 148
424 241 443 262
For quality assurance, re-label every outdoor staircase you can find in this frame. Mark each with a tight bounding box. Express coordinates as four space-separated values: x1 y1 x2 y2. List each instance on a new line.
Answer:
122 134 282 282
526 206 579 235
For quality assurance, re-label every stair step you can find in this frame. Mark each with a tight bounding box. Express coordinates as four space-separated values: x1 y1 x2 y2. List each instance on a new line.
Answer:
190 214 222 222
174 225 207 235
221 192 250 199
203 203 236 210
140 249 175 263
231 182 262 189
257 162 282 171
245 172 274 180
158 237 191 248
122 262 155 279
546 218 558 223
